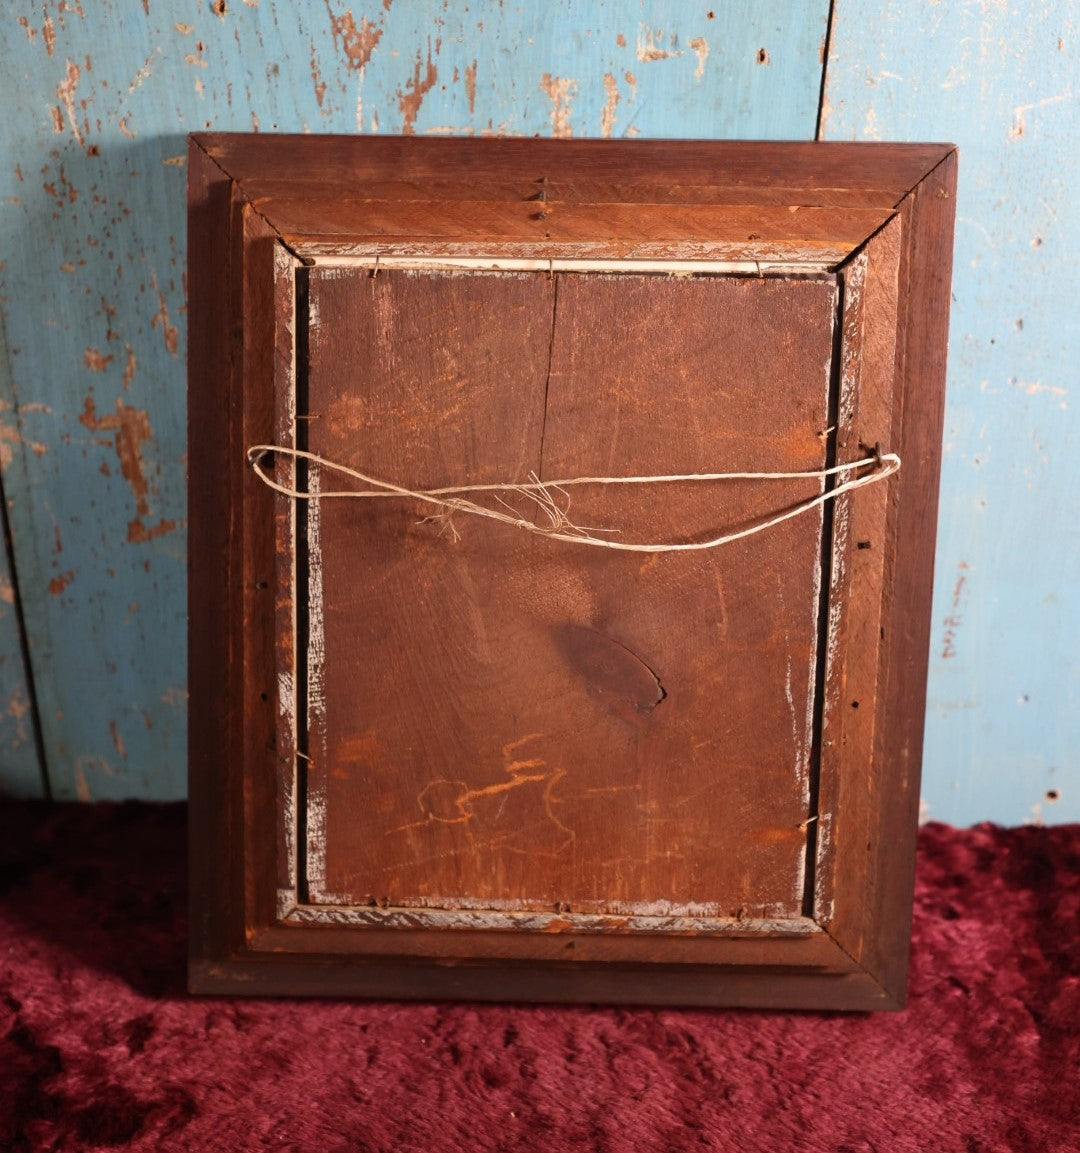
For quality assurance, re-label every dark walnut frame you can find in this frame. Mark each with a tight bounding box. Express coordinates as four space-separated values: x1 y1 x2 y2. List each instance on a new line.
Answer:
188 135 956 1010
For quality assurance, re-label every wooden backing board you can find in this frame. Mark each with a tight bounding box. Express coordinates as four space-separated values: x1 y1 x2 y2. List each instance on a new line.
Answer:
303 268 834 920
187 135 956 1009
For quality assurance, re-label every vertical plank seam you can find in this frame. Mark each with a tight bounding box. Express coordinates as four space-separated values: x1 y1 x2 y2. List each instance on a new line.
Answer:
815 0 837 141
0 304 50 799
802 275 843 916
537 273 560 481
0 468 50 799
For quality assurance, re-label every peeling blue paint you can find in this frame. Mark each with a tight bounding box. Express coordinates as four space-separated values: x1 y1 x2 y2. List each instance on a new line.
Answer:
823 0 1079 826
0 2 829 800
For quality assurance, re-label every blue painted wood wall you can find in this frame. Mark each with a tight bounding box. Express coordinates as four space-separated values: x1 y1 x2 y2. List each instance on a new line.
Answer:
0 2 1074 825
824 1 1078 826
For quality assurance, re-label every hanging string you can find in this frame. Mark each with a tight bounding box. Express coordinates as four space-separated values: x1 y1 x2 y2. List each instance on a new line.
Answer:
246 443 900 555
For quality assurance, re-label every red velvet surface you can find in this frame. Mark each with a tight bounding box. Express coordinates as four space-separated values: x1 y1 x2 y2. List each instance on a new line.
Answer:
1 803 1077 1153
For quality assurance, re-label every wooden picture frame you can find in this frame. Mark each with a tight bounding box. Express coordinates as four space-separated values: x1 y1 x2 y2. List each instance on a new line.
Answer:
188 135 956 1009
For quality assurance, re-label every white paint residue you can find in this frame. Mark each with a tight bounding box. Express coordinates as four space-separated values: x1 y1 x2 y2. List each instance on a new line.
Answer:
277 670 295 736
839 255 865 429
307 466 325 722
312 255 770 275
814 811 834 922
792 845 807 908
824 267 854 738
784 653 799 758
302 467 348 903
280 247 300 891
282 763 297 888
305 778 329 897
825 500 849 687
277 888 296 919
304 771 348 904
278 663 297 885
803 519 824 807
128 50 160 93
636 24 681 62
285 905 820 934
295 239 840 264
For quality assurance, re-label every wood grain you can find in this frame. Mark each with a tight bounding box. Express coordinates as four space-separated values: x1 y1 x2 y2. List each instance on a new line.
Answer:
202 135 951 207
188 136 955 1009
815 215 904 928
189 951 896 1012
187 137 243 968
302 268 834 922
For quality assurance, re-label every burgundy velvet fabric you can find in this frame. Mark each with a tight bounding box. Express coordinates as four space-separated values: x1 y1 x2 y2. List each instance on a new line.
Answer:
0 803 1076 1153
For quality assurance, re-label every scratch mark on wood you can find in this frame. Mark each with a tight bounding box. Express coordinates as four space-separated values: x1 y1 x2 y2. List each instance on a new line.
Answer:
389 731 573 852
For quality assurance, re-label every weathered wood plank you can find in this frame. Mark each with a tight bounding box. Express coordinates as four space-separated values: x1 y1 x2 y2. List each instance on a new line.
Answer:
823 0 1078 826
0 1 830 799
204 136 947 201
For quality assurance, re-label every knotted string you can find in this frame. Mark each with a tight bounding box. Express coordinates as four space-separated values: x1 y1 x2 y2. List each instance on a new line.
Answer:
247 444 900 554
